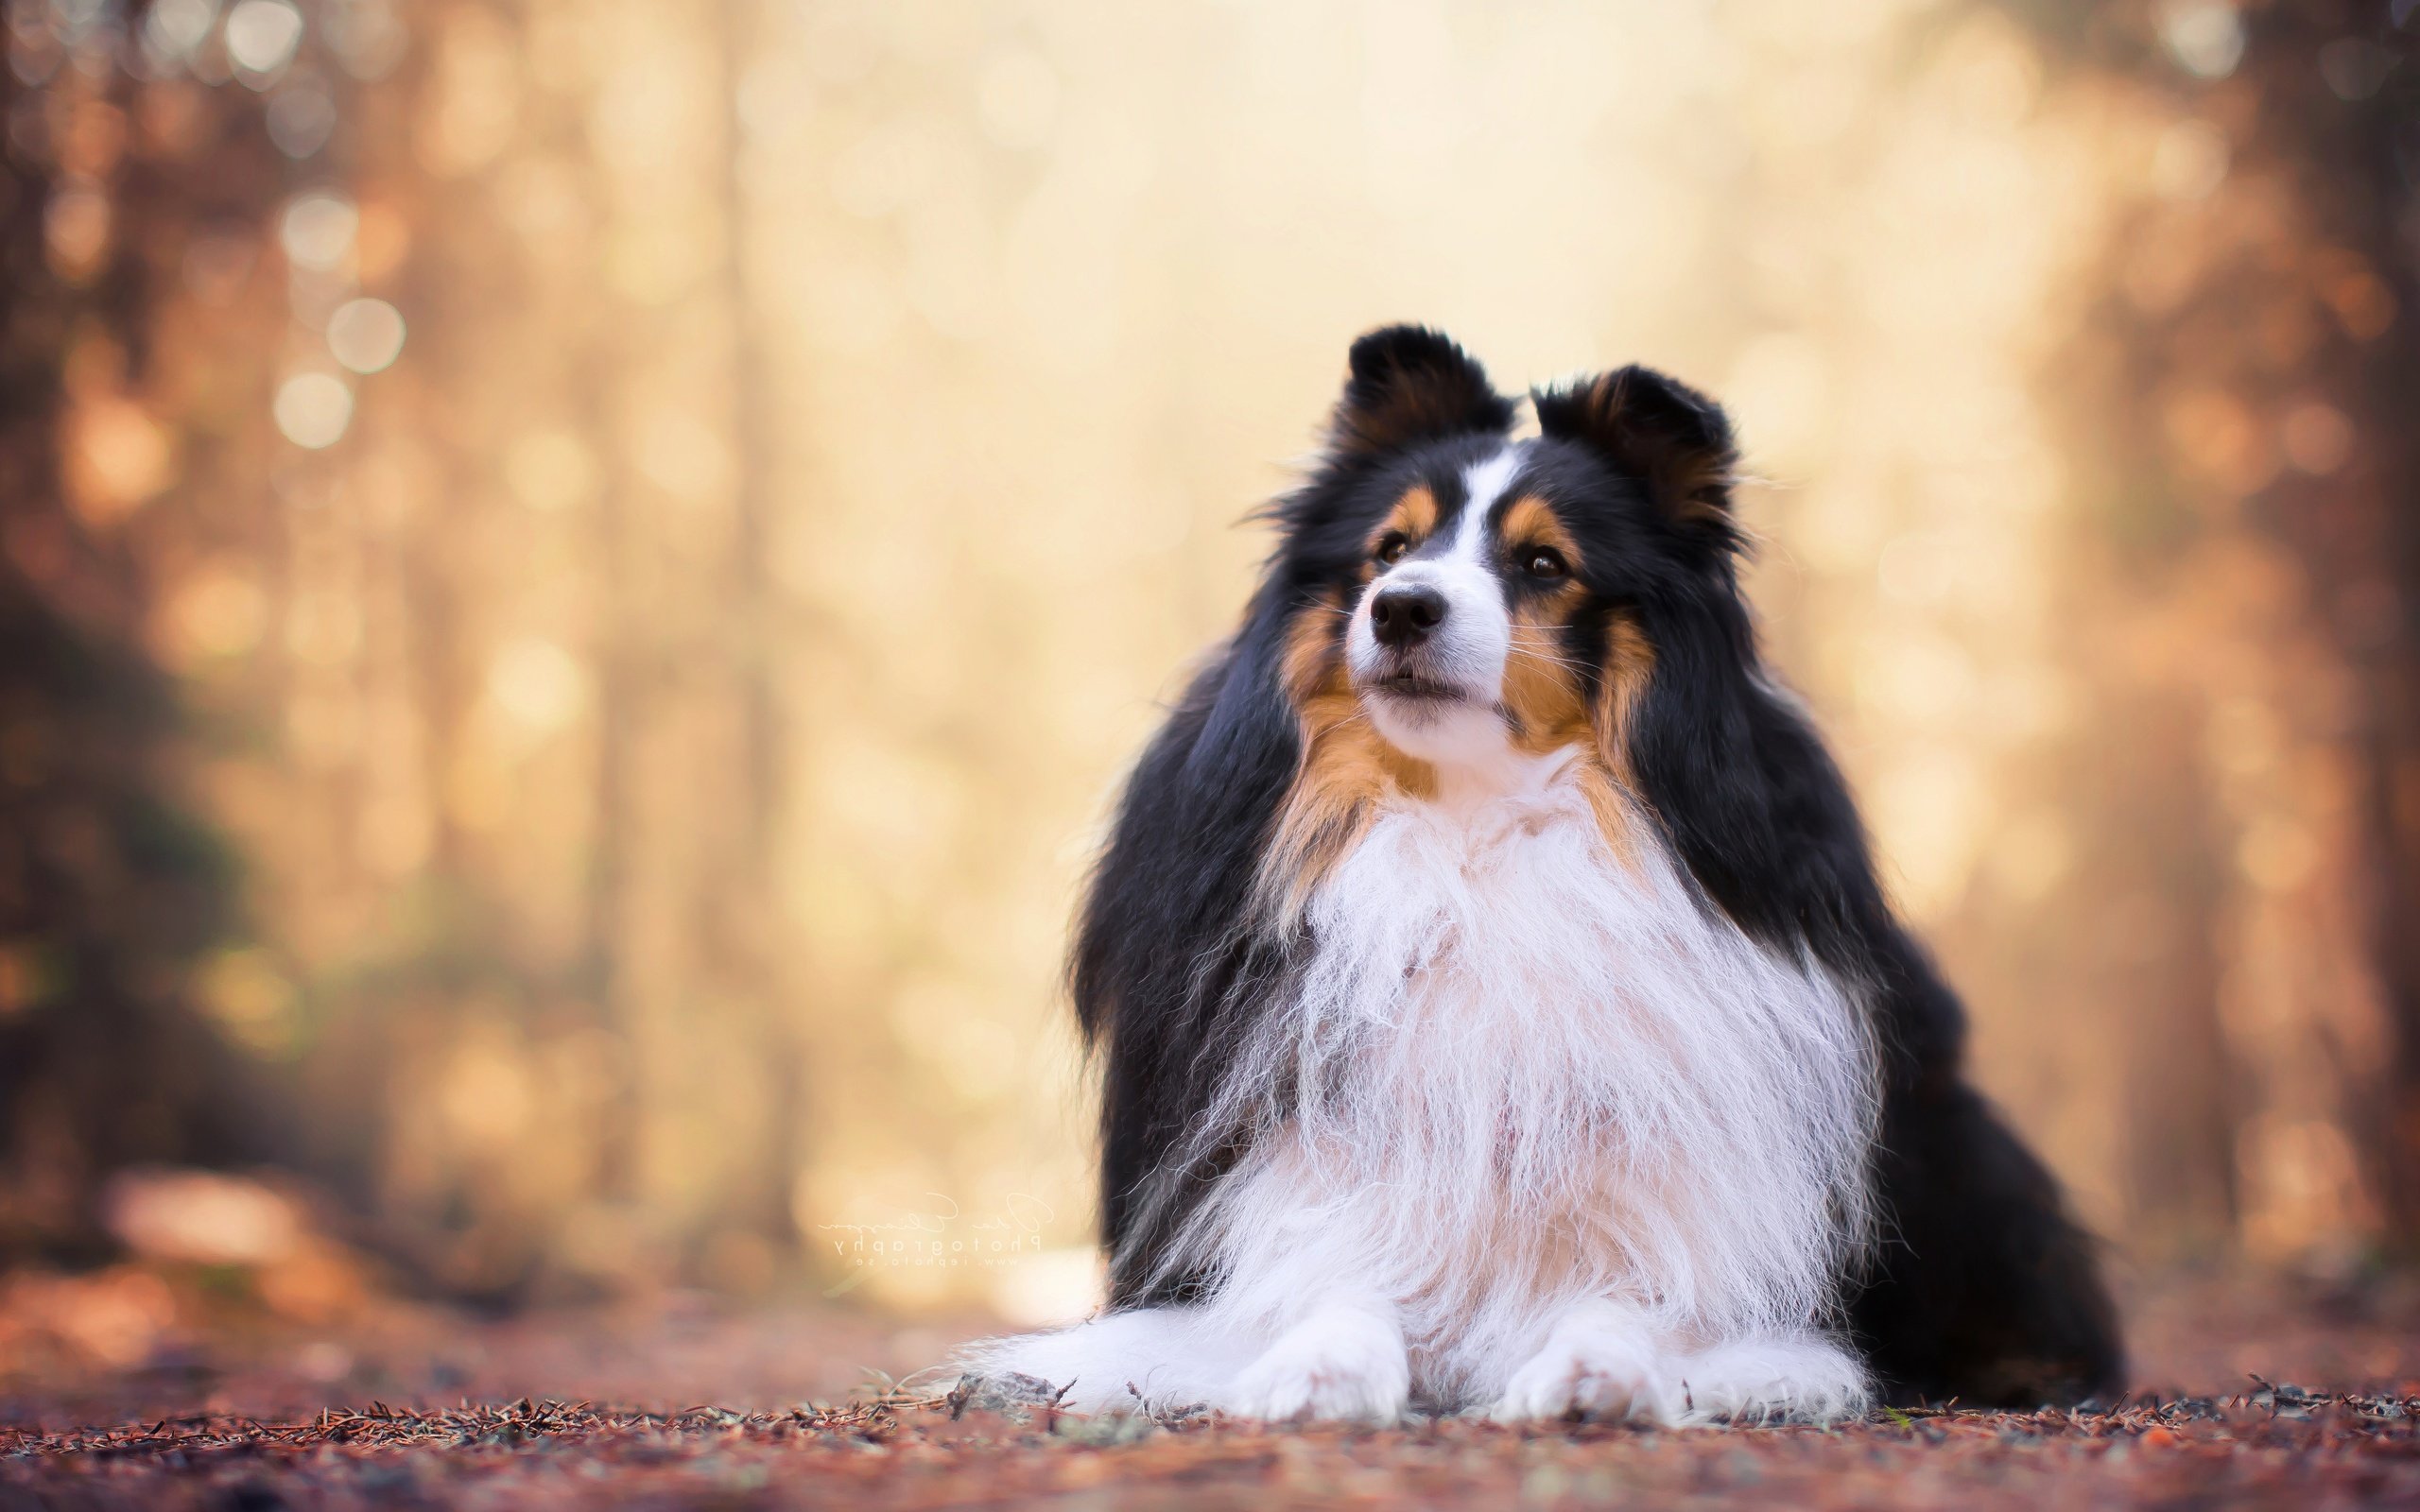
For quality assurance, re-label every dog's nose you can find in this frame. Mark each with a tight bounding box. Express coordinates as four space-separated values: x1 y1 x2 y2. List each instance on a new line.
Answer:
1370 584 1447 648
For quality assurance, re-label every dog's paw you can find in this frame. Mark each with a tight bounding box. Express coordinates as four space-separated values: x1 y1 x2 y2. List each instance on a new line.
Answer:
1489 1302 1670 1424
1665 1334 1869 1425
1226 1306 1410 1423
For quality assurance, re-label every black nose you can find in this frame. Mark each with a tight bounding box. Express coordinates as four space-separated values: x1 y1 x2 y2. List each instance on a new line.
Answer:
1370 585 1447 648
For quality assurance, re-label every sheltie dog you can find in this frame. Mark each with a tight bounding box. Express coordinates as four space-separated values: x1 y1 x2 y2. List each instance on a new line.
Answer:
966 327 2120 1424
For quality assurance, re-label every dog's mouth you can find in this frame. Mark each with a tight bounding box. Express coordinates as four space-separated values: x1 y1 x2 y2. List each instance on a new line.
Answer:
1362 668 1467 704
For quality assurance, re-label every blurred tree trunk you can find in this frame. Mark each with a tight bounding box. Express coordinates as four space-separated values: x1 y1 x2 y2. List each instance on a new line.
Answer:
0 19 281 1262
587 0 798 1289
316 0 804 1296
2016 1 2420 1261
717 0 805 1266
2318 14 2420 1251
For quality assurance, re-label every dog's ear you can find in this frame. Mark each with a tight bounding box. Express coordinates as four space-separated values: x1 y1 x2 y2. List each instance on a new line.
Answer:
1329 325 1516 459
1532 366 1740 546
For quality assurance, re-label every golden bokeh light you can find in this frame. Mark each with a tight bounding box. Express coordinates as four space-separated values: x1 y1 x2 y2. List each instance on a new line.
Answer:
271 371 353 449
325 297 406 373
5 0 2411 1309
224 0 305 80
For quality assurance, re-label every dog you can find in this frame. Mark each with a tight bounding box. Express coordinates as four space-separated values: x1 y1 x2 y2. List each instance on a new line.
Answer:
966 326 2121 1424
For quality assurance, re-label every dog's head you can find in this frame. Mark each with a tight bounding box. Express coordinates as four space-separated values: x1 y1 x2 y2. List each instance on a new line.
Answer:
1270 326 1744 799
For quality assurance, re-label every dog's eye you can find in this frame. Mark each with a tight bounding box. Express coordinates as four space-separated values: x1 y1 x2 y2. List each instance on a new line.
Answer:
1521 546 1569 579
1373 532 1410 566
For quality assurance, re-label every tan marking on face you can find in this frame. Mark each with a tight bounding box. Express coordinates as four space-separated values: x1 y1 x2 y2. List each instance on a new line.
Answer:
1265 592 1434 922
1500 594 1657 861
1358 485 1441 577
1501 616 1591 756
1495 498 1593 758
1589 611 1656 789
1578 612 1657 861
1497 496 1582 574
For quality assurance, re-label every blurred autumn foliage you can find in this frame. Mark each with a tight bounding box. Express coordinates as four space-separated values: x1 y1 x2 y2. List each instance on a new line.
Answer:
2011 0 2420 1262
0 0 292 1266
0 0 2415 1353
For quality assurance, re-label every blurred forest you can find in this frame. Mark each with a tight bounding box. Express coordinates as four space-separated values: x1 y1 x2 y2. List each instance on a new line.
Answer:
0 0 2415 1338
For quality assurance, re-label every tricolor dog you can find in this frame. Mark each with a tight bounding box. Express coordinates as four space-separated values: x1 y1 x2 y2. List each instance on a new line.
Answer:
968 327 2121 1424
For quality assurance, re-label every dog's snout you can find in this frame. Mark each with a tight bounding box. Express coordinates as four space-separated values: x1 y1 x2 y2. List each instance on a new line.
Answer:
1370 584 1448 649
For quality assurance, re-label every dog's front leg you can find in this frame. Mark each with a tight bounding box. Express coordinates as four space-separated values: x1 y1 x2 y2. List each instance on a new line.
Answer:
1225 1297 1411 1423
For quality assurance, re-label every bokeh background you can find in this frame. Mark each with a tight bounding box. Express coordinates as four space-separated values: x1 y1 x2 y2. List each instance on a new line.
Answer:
3 0 2417 1369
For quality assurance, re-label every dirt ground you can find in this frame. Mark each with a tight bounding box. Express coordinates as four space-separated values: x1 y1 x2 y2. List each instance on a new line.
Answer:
5 1267 2418 1510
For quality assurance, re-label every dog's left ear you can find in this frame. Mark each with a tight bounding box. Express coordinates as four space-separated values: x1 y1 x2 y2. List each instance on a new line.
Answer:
1329 325 1517 460
1532 366 1740 547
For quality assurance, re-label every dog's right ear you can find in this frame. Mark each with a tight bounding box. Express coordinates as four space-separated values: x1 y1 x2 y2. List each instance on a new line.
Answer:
1328 325 1515 460
1532 365 1739 542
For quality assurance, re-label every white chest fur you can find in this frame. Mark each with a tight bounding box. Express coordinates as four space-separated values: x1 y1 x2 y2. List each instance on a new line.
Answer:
1175 757 1877 1405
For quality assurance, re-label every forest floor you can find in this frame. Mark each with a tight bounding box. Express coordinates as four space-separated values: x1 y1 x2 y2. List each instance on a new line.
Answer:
4 1265 2418 1509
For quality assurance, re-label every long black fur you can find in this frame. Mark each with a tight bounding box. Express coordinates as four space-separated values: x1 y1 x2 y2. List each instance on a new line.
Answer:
1071 325 2122 1406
